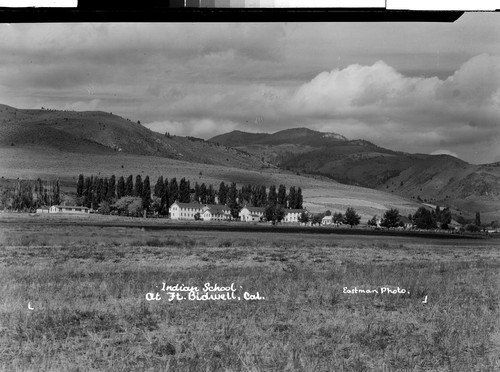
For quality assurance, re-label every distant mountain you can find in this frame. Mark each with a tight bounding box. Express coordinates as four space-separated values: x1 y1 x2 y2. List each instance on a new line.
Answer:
210 127 500 221
0 104 265 169
210 127 348 147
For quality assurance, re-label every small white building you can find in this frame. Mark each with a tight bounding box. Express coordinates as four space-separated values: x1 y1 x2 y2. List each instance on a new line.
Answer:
322 215 333 225
36 207 50 214
283 209 305 223
239 206 265 222
49 205 90 214
169 201 204 220
201 204 232 221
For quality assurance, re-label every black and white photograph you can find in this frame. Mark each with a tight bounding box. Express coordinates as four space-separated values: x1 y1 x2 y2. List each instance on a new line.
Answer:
0 5 499 371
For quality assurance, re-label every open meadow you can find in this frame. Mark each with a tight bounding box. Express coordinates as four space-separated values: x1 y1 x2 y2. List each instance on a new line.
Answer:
1 214 499 371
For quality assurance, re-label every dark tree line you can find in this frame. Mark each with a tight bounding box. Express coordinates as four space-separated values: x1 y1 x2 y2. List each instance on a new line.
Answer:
0 178 60 211
368 205 454 230
75 174 304 218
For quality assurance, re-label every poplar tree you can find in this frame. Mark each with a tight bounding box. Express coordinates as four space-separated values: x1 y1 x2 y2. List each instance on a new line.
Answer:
101 178 109 202
117 176 125 199
154 176 164 214
179 178 190 203
200 183 207 204
194 182 201 202
163 178 170 215
288 186 297 209
169 178 179 203
83 176 92 207
218 182 227 205
95 177 103 205
277 184 287 206
268 185 277 205
207 184 215 204
107 175 116 201
125 175 134 196
227 182 240 218
142 176 151 210
76 174 84 198
296 187 303 209
259 185 267 207
53 179 60 205
134 175 143 198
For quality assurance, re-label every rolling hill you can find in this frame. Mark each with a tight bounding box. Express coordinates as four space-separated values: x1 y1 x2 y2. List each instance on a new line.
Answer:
0 104 266 169
209 129 500 222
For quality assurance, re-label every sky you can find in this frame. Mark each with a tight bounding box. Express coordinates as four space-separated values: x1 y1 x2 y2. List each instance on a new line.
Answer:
1 14 499 164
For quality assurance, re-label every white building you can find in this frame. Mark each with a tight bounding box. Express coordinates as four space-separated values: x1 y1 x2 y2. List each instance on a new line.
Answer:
49 205 90 214
169 201 204 220
239 206 265 222
322 215 333 225
201 204 232 221
283 209 305 223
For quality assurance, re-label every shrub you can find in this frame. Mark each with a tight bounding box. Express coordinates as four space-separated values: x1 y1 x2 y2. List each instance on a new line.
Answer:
465 224 481 232
381 208 400 228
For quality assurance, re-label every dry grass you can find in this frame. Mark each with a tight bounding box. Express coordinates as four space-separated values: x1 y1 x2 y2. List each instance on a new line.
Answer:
0 217 499 371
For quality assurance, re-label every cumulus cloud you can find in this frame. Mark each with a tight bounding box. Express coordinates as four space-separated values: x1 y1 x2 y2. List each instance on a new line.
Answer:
1 20 499 164
278 54 500 162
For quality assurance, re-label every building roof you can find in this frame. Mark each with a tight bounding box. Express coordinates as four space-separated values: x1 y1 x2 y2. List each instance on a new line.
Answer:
204 204 231 213
398 216 412 224
52 205 89 209
242 206 265 213
284 209 306 213
322 215 333 221
170 201 203 209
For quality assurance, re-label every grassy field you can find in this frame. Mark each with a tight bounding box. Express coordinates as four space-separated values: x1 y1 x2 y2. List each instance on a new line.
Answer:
1 215 499 371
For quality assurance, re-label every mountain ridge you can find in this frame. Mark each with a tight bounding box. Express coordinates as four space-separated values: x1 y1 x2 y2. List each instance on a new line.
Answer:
209 128 500 221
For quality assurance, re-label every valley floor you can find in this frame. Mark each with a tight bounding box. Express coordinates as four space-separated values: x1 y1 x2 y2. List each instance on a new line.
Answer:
0 215 499 371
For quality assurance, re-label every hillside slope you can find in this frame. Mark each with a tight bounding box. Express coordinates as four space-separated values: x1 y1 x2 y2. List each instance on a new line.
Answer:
0 104 265 169
210 128 500 221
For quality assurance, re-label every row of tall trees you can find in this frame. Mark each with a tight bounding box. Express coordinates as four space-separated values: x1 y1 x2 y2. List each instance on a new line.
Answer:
0 179 60 211
75 174 303 217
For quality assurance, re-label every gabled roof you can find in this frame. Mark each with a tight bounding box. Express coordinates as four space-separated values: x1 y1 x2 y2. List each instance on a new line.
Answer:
398 216 412 224
203 204 231 213
170 201 203 209
242 206 265 213
52 205 89 209
284 209 306 213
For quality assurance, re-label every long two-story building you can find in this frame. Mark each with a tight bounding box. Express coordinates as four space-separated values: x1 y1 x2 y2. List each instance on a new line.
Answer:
169 201 231 221
169 201 204 220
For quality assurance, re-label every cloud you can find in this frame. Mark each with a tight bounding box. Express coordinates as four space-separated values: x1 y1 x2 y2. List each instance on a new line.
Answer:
278 54 500 162
1 21 499 164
